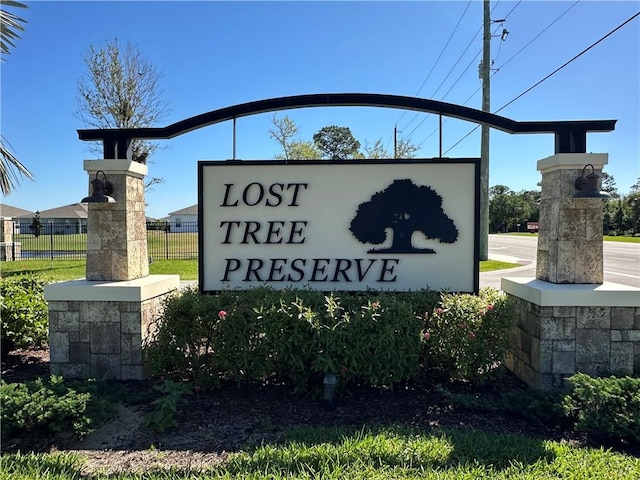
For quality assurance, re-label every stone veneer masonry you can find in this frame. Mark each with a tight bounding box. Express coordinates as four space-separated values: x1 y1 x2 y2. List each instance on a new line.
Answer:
45 160 179 380
85 160 149 281
502 152 640 388
45 276 178 380
0 217 20 261
504 280 640 388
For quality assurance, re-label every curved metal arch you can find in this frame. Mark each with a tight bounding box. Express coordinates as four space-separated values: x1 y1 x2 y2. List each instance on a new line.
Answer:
77 93 616 159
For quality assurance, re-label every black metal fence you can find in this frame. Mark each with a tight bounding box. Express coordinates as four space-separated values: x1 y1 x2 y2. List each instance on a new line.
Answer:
5 220 199 261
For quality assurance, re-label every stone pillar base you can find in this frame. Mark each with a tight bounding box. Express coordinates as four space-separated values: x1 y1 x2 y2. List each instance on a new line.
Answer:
0 242 20 261
44 275 180 380
502 277 640 388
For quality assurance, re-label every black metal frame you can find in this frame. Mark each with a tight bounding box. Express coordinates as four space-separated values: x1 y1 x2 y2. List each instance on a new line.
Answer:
78 93 616 159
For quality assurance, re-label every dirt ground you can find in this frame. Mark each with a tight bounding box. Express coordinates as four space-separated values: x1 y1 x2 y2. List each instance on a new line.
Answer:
1 348 634 476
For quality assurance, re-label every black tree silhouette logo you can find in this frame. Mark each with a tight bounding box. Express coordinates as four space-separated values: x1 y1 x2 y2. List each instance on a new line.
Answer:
350 179 459 254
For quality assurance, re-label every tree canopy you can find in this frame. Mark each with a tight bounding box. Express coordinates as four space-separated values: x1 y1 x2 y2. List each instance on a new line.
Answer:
76 38 170 163
313 126 361 160
269 115 321 160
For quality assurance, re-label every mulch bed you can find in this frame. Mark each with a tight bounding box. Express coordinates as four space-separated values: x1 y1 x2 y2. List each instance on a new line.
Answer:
1 348 636 475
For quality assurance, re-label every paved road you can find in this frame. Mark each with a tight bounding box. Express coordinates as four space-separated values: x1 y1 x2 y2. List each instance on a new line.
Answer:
481 234 640 290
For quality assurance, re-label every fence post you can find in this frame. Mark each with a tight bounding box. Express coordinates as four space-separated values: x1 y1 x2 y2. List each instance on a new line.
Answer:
49 222 54 261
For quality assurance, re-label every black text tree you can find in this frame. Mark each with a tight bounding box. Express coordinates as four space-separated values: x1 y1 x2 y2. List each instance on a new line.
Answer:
350 179 458 253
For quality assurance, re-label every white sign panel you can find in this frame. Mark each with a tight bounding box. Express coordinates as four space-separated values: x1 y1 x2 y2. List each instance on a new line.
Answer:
198 159 479 292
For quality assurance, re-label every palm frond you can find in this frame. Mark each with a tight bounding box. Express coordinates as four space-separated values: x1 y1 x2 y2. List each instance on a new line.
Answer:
0 0 27 58
0 136 34 195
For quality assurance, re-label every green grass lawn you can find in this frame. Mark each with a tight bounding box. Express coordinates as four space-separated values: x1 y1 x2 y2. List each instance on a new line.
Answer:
0 259 199 282
0 259 518 282
2 426 638 479
500 232 640 243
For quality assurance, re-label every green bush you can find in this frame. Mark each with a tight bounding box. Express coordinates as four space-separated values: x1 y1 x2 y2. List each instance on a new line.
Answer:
0 274 49 354
145 288 430 392
1 376 117 442
421 288 515 384
563 373 640 443
145 287 515 392
442 373 640 443
142 380 193 433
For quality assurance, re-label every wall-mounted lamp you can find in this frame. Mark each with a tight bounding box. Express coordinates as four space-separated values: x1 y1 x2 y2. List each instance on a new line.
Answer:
81 170 115 203
574 164 611 199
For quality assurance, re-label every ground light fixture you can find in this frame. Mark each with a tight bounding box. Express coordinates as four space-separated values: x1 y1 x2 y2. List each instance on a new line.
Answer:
82 170 116 203
574 164 611 199
323 372 338 411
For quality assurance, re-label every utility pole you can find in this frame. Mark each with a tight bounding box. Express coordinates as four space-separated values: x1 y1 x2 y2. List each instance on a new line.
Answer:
479 0 491 261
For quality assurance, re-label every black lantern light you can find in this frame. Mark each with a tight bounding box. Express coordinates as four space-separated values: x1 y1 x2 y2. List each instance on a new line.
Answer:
81 170 115 203
574 164 611 199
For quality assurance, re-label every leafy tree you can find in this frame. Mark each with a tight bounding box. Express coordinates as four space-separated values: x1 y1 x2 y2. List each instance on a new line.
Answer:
350 179 458 253
287 140 321 160
626 192 640 234
76 38 170 163
313 126 361 160
363 138 418 159
269 114 298 160
629 178 640 193
269 114 321 160
489 185 535 233
30 211 42 238
601 172 619 199
0 0 33 195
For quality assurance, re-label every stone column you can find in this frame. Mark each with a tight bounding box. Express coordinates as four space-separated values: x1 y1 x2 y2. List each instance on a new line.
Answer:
536 153 607 284
0 217 19 261
45 159 179 380
84 160 149 281
502 153 640 388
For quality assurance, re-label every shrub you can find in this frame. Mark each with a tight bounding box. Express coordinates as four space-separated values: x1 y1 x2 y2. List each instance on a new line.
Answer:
421 288 515 384
142 380 193 433
1 376 117 442
0 274 49 354
563 373 640 443
145 287 516 392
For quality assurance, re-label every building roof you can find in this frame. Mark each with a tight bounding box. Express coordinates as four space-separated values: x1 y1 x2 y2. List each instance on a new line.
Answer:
15 203 88 220
168 204 198 216
0 203 34 218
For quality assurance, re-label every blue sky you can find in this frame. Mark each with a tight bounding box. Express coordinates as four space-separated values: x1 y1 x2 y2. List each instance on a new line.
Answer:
2 1 638 220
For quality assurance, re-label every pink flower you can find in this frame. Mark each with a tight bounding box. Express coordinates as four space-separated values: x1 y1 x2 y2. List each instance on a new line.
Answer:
468 332 476 340
218 310 227 319
371 301 380 310
486 304 494 311
436 308 444 315
423 332 431 340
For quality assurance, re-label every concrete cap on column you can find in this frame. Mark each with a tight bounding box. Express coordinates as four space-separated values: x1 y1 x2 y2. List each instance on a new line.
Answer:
537 153 608 174
83 159 148 179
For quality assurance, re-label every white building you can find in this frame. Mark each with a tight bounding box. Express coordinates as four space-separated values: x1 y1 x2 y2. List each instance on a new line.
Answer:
167 204 198 233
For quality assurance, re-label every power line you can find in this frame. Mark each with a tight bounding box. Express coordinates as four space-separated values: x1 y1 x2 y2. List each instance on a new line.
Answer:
397 1 475 132
407 2 521 143
495 1 580 72
442 11 640 156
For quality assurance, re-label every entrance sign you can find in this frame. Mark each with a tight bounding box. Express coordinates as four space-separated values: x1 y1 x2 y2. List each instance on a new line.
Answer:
198 159 480 292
